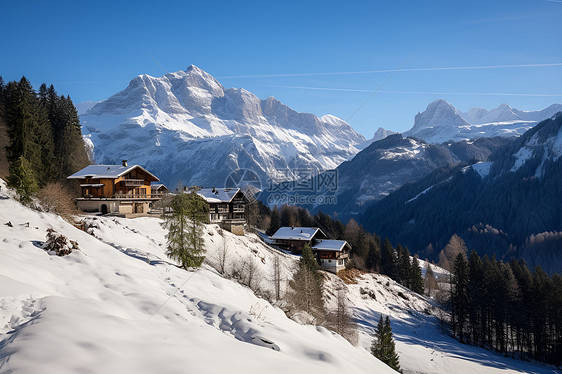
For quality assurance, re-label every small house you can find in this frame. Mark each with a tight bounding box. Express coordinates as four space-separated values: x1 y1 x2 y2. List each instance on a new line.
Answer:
151 183 169 196
312 239 351 273
196 187 248 235
67 160 160 216
270 226 351 273
270 227 327 253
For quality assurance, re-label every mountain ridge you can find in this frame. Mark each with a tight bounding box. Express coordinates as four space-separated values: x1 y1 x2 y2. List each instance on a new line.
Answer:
81 65 365 188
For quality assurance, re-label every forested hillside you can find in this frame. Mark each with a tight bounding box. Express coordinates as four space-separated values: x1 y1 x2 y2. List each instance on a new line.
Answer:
0 76 89 198
360 113 562 273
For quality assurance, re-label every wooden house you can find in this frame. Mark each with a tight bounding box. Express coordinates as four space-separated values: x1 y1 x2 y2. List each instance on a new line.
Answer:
312 239 351 273
151 183 169 196
270 227 350 273
67 160 160 216
270 227 327 253
196 188 248 235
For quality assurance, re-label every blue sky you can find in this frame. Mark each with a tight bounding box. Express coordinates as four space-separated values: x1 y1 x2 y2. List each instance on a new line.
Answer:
1 0 561 136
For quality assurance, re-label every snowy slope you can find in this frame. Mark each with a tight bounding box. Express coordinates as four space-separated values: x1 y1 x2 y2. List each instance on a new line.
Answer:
0 180 394 374
404 100 561 144
1 179 557 373
80 65 365 188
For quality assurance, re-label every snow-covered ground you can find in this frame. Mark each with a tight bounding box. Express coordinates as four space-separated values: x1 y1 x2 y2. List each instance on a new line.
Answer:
0 179 558 373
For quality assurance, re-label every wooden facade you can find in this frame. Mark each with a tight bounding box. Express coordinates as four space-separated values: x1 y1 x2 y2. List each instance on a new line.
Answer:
196 188 248 236
270 227 351 273
68 162 160 216
269 227 327 253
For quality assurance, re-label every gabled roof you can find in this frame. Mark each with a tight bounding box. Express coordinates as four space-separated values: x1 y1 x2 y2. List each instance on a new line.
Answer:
151 183 168 190
67 164 159 181
196 188 243 203
270 227 326 241
312 239 351 252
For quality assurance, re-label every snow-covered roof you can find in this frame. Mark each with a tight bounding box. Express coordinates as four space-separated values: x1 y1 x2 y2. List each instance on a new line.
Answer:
196 188 242 203
80 184 104 188
151 183 167 190
67 164 159 181
312 240 350 252
270 227 326 241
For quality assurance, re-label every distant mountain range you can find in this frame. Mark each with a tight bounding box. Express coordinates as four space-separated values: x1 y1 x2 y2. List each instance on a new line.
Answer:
284 134 511 219
78 66 561 208
404 99 562 144
360 113 562 273
80 65 365 188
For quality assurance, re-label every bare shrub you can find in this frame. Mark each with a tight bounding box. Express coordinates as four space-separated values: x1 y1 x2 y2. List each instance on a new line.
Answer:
327 287 358 345
38 182 80 220
44 228 79 256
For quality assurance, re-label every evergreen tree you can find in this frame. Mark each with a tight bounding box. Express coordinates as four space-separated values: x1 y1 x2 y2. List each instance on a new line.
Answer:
371 315 401 372
163 191 209 269
267 206 281 236
452 253 470 342
3 77 55 185
380 238 397 279
396 244 411 286
409 256 424 294
366 239 381 271
7 156 38 202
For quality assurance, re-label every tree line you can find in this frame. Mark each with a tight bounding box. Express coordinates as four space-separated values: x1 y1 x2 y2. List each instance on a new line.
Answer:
451 251 562 365
0 76 89 201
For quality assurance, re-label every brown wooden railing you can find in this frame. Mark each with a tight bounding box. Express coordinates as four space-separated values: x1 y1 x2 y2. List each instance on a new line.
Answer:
120 179 145 186
80 194 161 200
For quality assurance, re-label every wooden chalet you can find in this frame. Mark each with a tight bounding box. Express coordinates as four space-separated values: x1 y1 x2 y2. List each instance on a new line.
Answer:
196 187 248 235
270 227 350 273
67 160 160 216
151 183 169 196
312 239 351 273
270 227 327 253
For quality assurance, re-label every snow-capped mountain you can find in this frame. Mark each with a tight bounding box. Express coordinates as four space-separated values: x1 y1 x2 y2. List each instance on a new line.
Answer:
357 127 397 148
278 134 509 221
404 100 561 144
462 103 562 124
80 65 365 188
75 100 100 116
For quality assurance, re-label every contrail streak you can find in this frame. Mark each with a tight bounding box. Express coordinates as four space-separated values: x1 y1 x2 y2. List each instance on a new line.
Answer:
254 84 562 97
216 62 562 79
346 56 411 121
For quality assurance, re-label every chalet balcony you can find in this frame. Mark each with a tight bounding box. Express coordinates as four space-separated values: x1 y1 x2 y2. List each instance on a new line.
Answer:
120 179 145 187
78 193 161 201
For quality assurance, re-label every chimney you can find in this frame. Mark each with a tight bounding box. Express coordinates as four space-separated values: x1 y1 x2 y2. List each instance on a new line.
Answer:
122 160 128 167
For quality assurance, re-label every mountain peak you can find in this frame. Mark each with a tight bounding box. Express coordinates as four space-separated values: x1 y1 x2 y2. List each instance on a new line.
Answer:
186 64 203 73
409 99 469 133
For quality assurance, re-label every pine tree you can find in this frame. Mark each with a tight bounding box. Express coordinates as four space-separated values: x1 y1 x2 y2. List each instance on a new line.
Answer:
163 191 208 269
7 156 38 202
380 238 397 279
371 315 401 372
366 239 381 271
409 256 424 294
452 253 470 342
267 206 281 236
